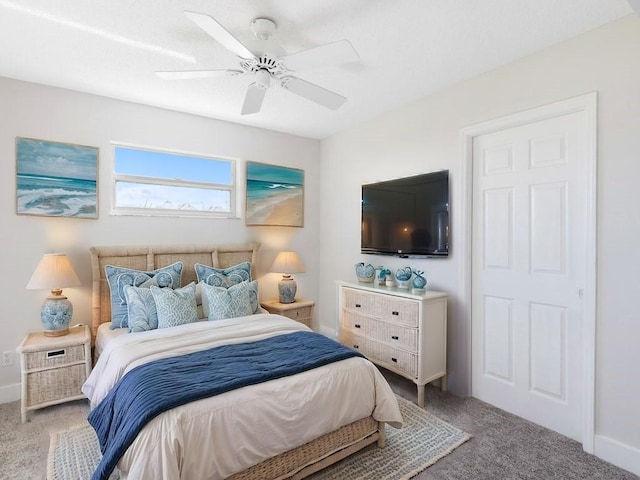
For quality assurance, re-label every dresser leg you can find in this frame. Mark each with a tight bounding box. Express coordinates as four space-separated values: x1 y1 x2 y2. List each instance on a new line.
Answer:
417 384 425 408
440 374 448 392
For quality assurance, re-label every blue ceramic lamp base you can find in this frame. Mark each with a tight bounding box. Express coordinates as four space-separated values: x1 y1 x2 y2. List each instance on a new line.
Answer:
41 294 73 337
278 276 297 304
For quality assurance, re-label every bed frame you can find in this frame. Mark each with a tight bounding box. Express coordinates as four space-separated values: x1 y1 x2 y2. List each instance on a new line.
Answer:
89 243 385 480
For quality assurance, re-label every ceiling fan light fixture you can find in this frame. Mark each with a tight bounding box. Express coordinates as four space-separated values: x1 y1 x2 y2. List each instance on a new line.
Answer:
255 69 271 89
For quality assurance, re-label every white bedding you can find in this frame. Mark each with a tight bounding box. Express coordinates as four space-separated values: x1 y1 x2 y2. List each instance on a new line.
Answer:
83 314 403 480
94 322 126 359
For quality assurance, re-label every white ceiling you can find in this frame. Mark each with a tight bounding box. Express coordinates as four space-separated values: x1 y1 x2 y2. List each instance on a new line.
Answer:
0 1 633 139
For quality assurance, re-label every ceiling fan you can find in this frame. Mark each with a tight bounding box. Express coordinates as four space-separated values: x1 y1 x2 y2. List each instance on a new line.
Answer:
156 11 359 115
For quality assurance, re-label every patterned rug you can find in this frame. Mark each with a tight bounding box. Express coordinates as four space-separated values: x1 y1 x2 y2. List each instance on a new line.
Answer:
48 395 470 480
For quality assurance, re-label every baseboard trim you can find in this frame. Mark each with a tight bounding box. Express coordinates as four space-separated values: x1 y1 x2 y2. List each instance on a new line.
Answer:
0 382 21 405
594 434 640 476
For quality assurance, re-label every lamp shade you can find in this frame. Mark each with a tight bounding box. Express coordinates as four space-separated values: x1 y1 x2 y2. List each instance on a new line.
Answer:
270 251 304 304
270 251 305 275
26 253 81 336
26 253 81 291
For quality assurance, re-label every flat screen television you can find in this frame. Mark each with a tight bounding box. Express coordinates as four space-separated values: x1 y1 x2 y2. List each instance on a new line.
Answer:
361 170 449 258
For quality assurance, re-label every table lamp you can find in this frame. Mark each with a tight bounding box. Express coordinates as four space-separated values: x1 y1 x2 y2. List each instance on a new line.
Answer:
26 253 81 336
270 251 304 304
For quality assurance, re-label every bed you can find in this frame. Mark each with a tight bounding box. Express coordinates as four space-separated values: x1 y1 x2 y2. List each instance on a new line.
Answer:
83 243 403 480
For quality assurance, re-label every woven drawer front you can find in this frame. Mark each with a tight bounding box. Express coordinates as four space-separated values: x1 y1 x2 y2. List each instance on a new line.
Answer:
377 296 419 326
26 363 86 406
342 288 418 327
342 288 382 316
341 311 418 352
282 306 312 322
24 344 85 370
340 330 417 378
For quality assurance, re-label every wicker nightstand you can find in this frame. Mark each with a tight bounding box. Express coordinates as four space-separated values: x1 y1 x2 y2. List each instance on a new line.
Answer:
260 299 315 329
16 325 91 423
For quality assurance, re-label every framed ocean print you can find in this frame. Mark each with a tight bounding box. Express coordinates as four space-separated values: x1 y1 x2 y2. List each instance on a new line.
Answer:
246 161 304 227
16 137 99 219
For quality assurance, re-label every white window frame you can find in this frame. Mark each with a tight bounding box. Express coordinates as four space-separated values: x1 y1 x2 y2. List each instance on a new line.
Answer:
110 143 237 218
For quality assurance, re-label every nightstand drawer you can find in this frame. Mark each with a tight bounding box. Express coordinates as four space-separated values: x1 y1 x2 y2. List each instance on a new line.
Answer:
260 299 315 329
24 344 85 371
25 363 86 406
281 306 312 322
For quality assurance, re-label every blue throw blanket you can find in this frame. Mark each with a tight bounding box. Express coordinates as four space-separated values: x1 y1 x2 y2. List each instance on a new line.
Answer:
88 330 363 480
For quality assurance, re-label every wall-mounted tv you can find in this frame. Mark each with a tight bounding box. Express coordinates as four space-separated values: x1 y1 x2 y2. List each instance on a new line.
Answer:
361 170 449 258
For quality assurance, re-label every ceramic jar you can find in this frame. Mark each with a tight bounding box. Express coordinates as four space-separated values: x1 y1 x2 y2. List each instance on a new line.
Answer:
355 262 375 283
412 269 427 290
394 267 412 289
375 267 391 287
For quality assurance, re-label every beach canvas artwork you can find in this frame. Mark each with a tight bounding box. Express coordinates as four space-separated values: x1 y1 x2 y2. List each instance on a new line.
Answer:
16 137 98 219
246 162 304 227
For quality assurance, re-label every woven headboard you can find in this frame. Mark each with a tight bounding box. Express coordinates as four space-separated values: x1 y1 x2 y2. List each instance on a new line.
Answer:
89 243 260 341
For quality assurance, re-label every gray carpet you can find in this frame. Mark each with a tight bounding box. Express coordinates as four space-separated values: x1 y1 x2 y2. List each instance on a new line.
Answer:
381 371 638 480
0 370 637 480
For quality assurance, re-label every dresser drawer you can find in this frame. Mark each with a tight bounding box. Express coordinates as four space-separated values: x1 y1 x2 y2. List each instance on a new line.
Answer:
24 344 86 371
340 329 418 378
341 310 418 352
342 288 419 327
342 288 382 316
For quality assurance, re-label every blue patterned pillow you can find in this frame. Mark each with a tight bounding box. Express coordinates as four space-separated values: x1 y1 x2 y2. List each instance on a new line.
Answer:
105 262 183 329
200 280 258 321
124 285 158 332
151 282 198 329
195 262 252 288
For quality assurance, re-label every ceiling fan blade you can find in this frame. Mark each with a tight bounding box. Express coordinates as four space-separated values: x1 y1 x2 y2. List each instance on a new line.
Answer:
241 83 267 115
184 11 255 59
281 40 359 72
155 70 241 80
281 76 347 110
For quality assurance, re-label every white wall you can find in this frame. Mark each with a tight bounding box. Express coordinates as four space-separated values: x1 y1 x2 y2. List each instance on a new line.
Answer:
0 77 321 401
318 15 640 475
2 13 639 475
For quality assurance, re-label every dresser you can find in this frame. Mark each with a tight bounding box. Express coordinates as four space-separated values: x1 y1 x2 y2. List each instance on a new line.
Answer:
337 281 447 407
16 325 91 422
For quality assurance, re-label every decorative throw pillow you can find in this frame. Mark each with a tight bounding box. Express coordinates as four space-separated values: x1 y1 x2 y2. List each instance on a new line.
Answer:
124 285 158 332
195 262 252 288
105 262 183 329
151 282 198 329
200 280 258 321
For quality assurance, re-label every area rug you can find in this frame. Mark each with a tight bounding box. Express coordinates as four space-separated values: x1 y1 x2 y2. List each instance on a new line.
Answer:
48 395 470 480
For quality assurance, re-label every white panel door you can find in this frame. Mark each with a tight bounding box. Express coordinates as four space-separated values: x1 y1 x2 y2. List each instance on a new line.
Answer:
471 111 587 441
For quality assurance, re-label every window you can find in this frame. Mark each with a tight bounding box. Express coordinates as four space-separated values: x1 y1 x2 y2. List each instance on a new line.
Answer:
112 145 236 218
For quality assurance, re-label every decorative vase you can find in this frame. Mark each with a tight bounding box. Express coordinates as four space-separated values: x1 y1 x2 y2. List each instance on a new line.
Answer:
394 267 412 289
412 269 427 291
354 262 375 283
375 267 391 287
